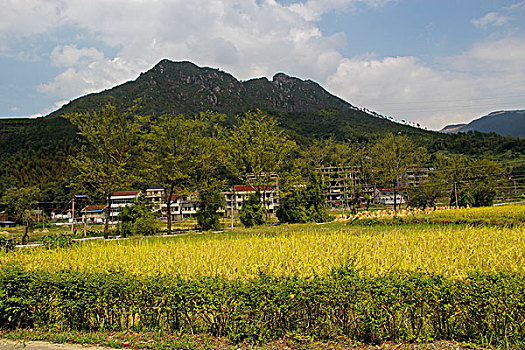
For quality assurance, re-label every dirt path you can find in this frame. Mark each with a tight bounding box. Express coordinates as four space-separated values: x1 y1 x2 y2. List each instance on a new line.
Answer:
0 340 116 350
0 339 487 350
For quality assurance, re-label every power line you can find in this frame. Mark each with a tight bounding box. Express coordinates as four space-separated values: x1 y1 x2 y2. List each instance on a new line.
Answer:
365 94 525 107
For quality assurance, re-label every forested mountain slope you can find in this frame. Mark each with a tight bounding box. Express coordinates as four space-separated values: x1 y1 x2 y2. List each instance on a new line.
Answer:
1 60 523 198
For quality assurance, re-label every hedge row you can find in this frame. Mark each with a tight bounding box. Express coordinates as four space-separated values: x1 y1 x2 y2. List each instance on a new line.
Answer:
1 265 524 347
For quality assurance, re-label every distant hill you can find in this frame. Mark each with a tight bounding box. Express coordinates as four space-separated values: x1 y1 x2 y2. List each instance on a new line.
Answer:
441 110 525 138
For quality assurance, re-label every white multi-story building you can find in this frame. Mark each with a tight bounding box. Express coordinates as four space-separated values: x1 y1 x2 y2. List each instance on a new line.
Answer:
224 185 279 216
110 190 142 222
160 193 199 222
146 186 165 212
316 166 375 209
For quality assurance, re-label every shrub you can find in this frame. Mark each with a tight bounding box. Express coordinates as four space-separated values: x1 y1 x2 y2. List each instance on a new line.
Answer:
277 194 308 224
131 216 160 236
41 234 74 249
197 187 223 231
117 195 156 237
0 266 524 348
239 190 265 227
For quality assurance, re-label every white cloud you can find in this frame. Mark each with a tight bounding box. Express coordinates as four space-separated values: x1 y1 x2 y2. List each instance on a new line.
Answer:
50 45 105 67
28 0 352 100
3 0 525 131
38 57 137 99
288 0 390 21
472 12 509 29
325 36 525 130
0 0 65 51
326 55 476 129
472 1 525 30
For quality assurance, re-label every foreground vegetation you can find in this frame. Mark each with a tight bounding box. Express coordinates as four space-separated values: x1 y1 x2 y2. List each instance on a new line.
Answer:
1 206 524 348
1 266 523 348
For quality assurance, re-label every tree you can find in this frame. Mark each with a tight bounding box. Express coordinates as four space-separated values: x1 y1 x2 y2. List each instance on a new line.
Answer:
436 154 503 207
407 179 440 209
372 133 427 211
276 170 331 224
227 110 296 220
239 190 266 227
64 105 144 237
299 138 336 169
276 192 308 224
196 186 224 231
144 112 228 233
348 145 378 211
2 186 41 244
303 171 331 223
117 195 159 237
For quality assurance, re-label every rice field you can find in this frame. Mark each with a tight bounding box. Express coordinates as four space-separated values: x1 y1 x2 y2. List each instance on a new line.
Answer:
2 221 524 278
351 203 525 225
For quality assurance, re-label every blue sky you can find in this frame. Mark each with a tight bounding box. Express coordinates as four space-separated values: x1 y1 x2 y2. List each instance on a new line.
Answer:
1 0 525 130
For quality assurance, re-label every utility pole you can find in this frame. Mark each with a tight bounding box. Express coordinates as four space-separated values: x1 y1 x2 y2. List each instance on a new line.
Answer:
230 186 234 231
71 196 75 235
454 181 459 208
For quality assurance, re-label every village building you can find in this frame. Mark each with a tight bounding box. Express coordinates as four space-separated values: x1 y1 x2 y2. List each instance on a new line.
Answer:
145 186 165 212
224 185 279 216
373 188 406 206
316 165 375 209
51 209 72 221
110 190 142 222
160 193 199 222
404 166 431 188
80 205 107 224
0 211 16 228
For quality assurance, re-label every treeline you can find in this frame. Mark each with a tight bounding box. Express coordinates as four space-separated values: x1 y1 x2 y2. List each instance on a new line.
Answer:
1 265 524 347
1 105 522 237
1 106 523 203
0 117 76 203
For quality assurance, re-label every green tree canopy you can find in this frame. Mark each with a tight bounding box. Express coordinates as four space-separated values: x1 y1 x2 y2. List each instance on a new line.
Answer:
64 104 145 236
2 186 41 244
372 133 428 211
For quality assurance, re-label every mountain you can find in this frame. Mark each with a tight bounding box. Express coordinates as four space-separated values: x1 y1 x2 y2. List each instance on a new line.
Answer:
440 123 466 133
1 60 524 201
49 59 355 116
47 59 429 141
441 110 525 138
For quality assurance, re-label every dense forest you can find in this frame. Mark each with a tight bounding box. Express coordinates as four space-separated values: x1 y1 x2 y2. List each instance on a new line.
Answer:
0 60 523 204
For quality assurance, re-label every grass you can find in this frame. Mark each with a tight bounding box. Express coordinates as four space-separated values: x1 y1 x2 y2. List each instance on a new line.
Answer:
2 221 523 278
0 329 490 350
0 217 243 243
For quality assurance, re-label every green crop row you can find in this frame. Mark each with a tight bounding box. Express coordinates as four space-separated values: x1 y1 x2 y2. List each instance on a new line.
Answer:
1 265 524 348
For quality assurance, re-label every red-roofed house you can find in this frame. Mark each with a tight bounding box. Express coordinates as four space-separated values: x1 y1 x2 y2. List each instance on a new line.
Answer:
160 193 198 221
80 205 107 224
145 186 199 222
110 190 142 222
224 185 279 215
